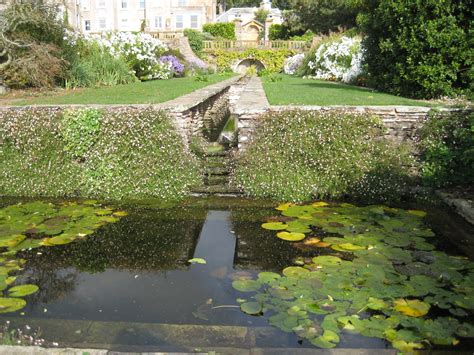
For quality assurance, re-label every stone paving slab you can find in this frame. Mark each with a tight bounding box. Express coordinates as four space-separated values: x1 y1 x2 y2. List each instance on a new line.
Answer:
160 76 243 112
233 76 270 115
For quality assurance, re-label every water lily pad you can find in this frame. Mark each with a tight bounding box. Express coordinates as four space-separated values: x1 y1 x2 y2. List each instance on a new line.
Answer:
240 301 262 315
331 243 366 251
312 256 342 266
408 210 427 218
310 335 337 348
232 279 261 292
188 258 207 264
261 222 288 231
0 297 26 313
113 211 128 217
312 201 329 208
276 231 305 241
8 284 39 297
282 266 309 277
394 299 430 317
276 203 293 211
257 272 281 283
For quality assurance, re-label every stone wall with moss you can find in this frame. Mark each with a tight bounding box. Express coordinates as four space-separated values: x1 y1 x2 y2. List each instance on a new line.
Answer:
0 106 200 200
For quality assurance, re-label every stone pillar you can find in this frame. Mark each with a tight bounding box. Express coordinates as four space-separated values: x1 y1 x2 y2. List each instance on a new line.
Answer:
264 17 273 41
234 18 242 41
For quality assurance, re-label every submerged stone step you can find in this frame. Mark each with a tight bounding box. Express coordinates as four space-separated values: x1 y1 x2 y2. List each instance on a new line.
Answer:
190 185 241 195
5 317 296 351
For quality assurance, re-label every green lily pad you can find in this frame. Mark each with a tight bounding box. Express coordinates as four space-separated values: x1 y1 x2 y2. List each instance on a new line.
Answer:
0 297 26 313
240 302 262 315
310 335 337 348
312 256 342 266
276 231 306 241
8 284 39 297
282 266 309 277
188 258 207 264
232 279 261 292
261 222 288 231
257 272 281 283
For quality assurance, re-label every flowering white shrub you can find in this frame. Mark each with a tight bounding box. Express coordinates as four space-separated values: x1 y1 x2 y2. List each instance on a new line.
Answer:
283 53 305 75
95 32 171 80
306 36 364 83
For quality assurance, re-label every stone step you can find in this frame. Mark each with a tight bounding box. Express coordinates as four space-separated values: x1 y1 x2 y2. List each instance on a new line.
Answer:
205 166 229 175
206 175 229 186
190 185 241 195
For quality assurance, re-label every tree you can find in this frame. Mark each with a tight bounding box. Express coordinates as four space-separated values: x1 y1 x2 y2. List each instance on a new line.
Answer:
288 0 362 34
359 0 473 99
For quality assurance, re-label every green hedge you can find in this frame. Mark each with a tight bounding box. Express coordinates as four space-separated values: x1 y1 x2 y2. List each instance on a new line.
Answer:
359 0 472 99
232 110 414 202
202 23 236 40
184 29 204 56
208 48 295 73
0 107 200 200
419 110 474 188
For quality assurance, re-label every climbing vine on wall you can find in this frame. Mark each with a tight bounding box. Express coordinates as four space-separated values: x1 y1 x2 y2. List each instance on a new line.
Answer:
207 49 295 73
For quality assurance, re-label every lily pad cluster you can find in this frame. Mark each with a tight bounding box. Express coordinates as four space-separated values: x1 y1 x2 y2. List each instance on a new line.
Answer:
0 200 125 313
234 202 474 353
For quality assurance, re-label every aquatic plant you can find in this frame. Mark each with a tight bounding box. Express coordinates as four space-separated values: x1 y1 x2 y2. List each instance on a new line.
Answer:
233 202 474 352
0 200 125 313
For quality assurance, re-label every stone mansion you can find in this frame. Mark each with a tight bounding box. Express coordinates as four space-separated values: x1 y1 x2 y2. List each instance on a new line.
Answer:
0 0 217 33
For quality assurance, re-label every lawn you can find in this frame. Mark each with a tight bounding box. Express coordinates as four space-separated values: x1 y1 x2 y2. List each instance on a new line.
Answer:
5 74 235 106
262 74 433 106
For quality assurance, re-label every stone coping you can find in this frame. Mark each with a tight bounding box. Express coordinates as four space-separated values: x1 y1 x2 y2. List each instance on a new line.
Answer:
437 190 474 225
0 75 244 113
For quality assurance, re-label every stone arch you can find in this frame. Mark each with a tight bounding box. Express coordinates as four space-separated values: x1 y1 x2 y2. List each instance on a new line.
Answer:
232 58 266 74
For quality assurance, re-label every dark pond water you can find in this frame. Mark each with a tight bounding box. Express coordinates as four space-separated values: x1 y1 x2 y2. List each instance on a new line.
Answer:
0 197 473 352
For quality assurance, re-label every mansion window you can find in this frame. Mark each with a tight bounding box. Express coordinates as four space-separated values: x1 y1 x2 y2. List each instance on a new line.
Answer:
140 0 145 8
84 20 91 31
121 0 127 9
99 18 106 29
190 15 198 29
98 0 106 7
154 16 162 28
178 0 186 6
175 15 183 29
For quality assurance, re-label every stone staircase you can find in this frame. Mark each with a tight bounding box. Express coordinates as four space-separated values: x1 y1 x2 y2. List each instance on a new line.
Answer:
191 142 240 195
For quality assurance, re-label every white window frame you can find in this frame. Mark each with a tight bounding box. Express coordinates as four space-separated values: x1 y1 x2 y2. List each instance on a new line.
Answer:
139 0 145 8
121 0 127 9
99 18 106 30
84 20 91 31
98 0 106 8
121 18 128 29
154 16 162 28
178 0 186 6
81 0 90 10
175 14 183 29
190 15 198 29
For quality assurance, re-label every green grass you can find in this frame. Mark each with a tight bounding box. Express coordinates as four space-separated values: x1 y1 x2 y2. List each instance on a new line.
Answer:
8 74 235 106
262 74 433 106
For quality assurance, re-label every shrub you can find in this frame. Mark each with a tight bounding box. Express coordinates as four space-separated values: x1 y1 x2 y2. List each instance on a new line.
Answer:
202 23 236 40
0 108 200 200
208 48 294 73
283 53 305 75
419 110 474 187
269 24 285 40
233 110 414 202
2 43 65 88
359 0 472 99
160 55 185 77
184 28 204 55
65 40 137 88
96 32 170 80
304 35 364 83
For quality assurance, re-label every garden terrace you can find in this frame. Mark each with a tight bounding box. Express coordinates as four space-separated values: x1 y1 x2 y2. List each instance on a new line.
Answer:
203 40 308 52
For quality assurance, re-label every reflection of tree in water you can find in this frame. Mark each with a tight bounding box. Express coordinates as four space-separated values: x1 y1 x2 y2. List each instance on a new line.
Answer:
230 207 303 271
17 206 206 304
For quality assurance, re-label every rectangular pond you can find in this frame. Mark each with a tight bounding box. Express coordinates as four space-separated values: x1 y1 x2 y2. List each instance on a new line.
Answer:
0 197 473 353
